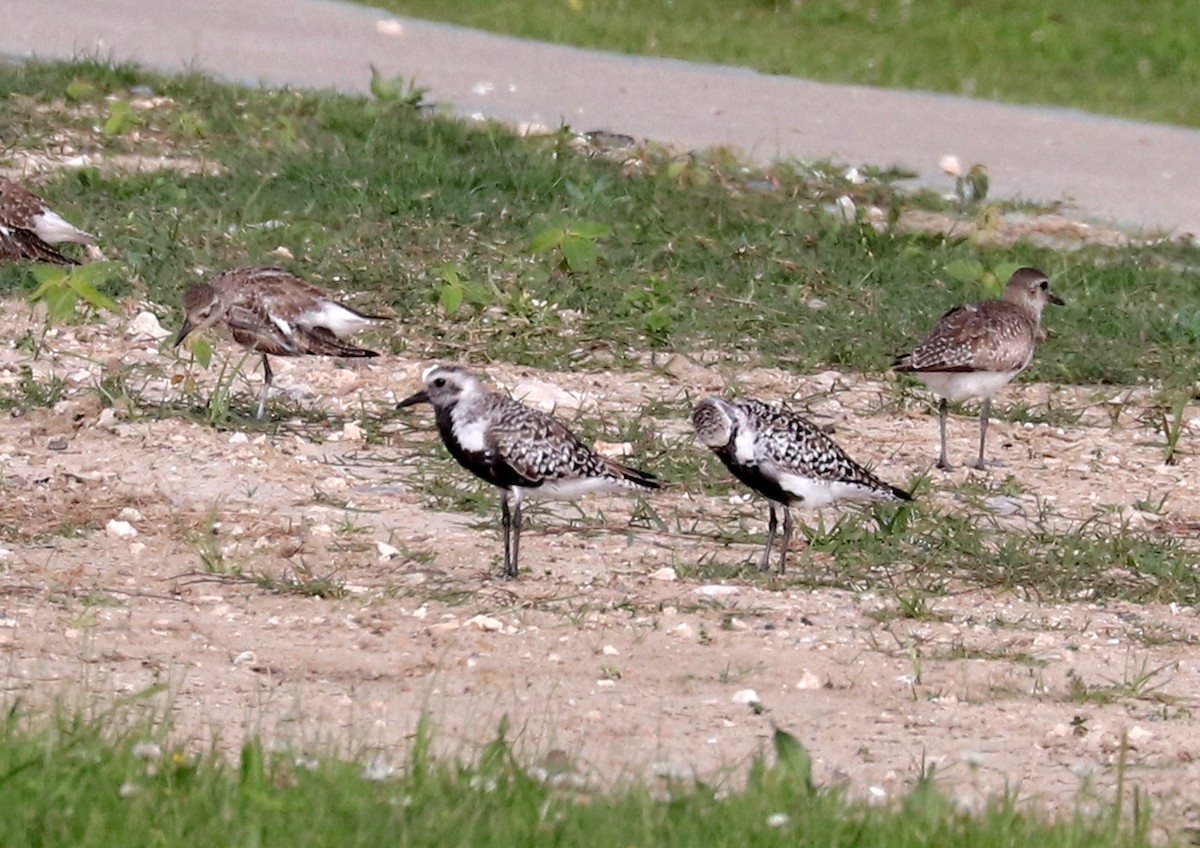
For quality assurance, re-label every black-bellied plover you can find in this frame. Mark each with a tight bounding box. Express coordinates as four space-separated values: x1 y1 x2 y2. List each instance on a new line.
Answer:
173 265 386 419
0 177 99 265
693 396 911 574
397 364 661 579
892 267 1063 470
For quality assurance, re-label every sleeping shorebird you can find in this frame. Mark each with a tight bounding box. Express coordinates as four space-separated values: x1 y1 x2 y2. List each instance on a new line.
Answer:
173 265 386 420
0 176 100 265
397 365 662 579
892 267 1063 470
693 396 911 575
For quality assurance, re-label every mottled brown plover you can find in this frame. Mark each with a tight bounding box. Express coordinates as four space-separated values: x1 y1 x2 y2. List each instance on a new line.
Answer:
692 396 911 574
0 177 99 265
892 267 1063 470
173 265 386 419
397 364 661 579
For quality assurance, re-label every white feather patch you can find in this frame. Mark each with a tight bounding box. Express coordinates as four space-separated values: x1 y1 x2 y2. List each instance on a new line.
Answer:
917 369 1020 402
31 210 92 244
453 415 490 453
775 473 884 508
732 427 758 464
529 477 628 501
297 301 376 338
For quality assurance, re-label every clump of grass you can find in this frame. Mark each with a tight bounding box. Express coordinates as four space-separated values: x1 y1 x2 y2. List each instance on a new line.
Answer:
0 707 1156 847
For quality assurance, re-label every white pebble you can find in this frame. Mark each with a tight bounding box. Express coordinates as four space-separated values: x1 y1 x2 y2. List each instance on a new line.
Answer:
376 541 400 561
126 311 172 341
796 670 822 690
649 567 677 581
466 615 503 632
731 689 760 705
695 584 738 597
601 644 620 656
105 519 138 540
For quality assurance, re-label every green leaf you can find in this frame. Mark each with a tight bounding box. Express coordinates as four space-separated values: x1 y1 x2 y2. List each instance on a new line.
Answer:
103 100 135 135
439 283 464 315
29 265 69 300
561 235 598 271
65 78 97 101
44 286 78 323
527 227 564 254
65 275 121 314
190 337 213 370
772 726 814 794
943 258 985 285
569 220 612 239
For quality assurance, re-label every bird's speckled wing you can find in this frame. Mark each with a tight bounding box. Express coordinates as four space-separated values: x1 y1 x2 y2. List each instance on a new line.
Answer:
738 399 896 491
895 300 1035 373
0 226 76 265
484 394 616 484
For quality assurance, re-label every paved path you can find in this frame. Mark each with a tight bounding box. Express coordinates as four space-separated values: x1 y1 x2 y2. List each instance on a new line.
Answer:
4 0 1199 236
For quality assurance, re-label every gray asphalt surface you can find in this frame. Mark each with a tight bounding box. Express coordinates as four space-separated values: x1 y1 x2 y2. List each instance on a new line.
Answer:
4 0 1199 236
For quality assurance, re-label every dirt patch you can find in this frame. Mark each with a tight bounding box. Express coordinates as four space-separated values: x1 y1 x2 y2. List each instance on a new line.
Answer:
2 298 1200 835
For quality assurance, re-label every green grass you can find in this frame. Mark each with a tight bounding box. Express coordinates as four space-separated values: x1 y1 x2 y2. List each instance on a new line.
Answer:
3 59 1200 391
359 0 1200 128
0 708 1156 847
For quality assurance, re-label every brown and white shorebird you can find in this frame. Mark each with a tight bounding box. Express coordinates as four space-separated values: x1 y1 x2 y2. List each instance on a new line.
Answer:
693 396 911 574
397 365 662 579
0 176 99 265
173 265 386 420
892 267 1064 470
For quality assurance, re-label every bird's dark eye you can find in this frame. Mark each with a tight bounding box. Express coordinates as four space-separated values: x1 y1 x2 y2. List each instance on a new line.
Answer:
1039 280 1048 290
433 378 446 388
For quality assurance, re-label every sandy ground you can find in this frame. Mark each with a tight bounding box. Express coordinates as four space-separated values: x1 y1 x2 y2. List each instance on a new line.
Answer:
2 298 1200 837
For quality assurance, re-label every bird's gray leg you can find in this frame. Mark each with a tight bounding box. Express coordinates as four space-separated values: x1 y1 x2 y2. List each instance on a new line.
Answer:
778 505 794 575
255 354 273 420
936 398 954 470
509 489 523 579
760 503 777 572
974 398 991 470
500 490 514 578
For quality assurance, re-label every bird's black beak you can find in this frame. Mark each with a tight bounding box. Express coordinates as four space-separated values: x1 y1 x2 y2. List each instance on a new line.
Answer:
1049 293 1065 306
396 389 430 409
172 318 194 348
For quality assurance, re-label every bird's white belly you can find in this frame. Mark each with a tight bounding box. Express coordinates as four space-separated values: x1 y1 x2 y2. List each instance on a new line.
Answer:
530 477 626 501
917 369 1021 402
777 473 886 508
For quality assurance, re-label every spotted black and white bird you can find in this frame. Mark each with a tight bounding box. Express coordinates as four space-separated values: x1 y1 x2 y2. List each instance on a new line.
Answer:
397 365 662 579
173 265 386 419
0 176 99 265
892 267 1063 470
692 396 911 574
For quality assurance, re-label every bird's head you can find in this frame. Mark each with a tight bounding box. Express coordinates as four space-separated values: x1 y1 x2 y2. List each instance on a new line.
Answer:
396 364 483 411
692 396 738 450
172 283 222 347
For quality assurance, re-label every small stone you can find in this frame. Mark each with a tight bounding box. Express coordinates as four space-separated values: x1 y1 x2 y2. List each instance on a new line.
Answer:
672 623 694 639
342 422 365 442
766 813 790 828
649 567 677 582
118 507 144 522
48 437 68 451
601 644 620 656
796 671 822 690
127 311 172 342
376 541 400 561
466 615 503 632
105 519 138 540
695 584 738 597
1127 725 1154 745
228 432 249 444
731 689 760 705
232 650 256 666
